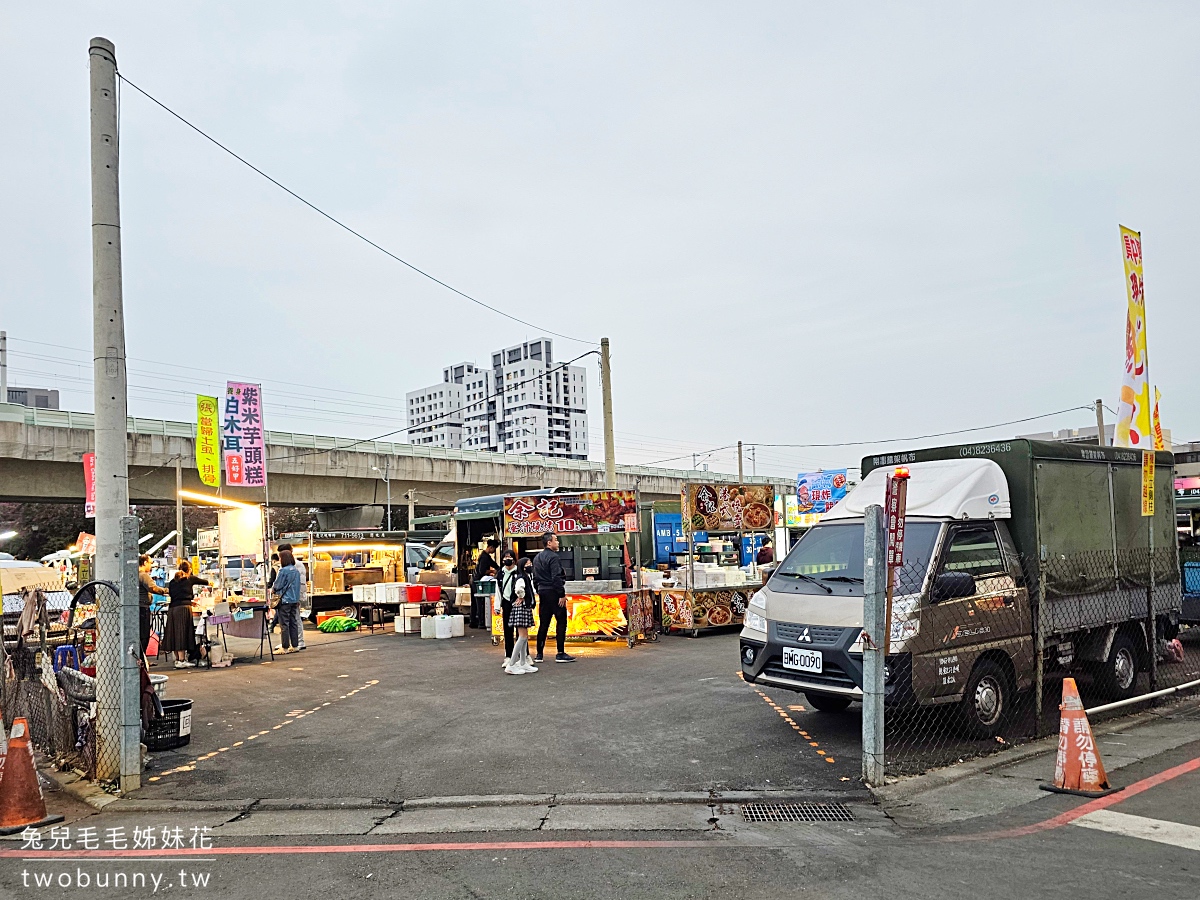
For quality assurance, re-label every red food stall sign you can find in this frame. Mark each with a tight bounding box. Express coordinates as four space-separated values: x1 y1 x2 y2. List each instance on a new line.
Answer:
504 491 639 537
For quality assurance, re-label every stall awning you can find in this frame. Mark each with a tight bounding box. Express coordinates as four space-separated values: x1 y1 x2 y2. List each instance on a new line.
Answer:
454 510 503 522
411 514 452 526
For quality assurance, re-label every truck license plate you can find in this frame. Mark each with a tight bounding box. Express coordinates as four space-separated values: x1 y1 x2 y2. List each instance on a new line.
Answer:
782 647 822 674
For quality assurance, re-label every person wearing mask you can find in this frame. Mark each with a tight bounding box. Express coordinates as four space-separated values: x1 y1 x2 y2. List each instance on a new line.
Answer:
504 557 538 674
756 537 774 565
272 548 303 653
162 561 208 669
533 532 575 663
498 552 519 669
138 553 168 657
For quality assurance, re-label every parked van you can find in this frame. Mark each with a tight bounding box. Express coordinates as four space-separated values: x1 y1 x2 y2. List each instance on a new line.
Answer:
739 440 1179 736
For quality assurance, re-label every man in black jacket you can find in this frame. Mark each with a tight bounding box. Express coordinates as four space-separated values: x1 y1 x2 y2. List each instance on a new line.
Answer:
533 532 575 663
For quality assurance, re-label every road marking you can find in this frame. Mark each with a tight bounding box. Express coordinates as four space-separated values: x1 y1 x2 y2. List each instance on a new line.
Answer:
1072 809 1200 852
942 755 1200 842
146 679 379 783
748 685 836 765
0 840 712 859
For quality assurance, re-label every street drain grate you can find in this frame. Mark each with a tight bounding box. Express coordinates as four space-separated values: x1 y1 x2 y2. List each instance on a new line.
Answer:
740 802 855 823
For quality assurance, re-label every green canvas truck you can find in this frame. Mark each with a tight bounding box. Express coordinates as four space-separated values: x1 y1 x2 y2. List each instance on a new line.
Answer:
739 440 1179 736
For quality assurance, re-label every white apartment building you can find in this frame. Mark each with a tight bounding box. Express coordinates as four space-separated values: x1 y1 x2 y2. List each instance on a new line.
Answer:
405 361 481 449
411 339 589 460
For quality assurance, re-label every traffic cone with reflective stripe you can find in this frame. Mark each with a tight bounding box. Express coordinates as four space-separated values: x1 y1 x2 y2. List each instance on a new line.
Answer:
0 718 64 834
1039 678 1121 798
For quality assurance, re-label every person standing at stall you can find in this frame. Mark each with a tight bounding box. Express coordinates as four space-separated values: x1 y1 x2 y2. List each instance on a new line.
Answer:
533 533 575 664
162 560 208 669
272 548 303 653
498 552 519 668
475 539 500 583
506 557 538 674
138 553 168 658
756 537 774 565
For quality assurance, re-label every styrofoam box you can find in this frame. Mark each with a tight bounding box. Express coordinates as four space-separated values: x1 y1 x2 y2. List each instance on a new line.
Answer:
381 583 405 604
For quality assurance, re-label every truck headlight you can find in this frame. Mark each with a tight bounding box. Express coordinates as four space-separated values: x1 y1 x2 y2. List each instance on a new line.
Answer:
745 611 767 633
748 590 767 611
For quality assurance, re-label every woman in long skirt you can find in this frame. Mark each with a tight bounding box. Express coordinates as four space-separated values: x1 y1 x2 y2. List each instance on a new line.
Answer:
162 561 207 669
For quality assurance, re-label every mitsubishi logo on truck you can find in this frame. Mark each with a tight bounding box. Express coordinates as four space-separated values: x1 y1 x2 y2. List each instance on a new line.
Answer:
797 627 812 643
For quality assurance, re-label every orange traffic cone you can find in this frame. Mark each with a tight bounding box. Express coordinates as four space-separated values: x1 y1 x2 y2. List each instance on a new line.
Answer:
1039 678 1121 798
0 718 64 835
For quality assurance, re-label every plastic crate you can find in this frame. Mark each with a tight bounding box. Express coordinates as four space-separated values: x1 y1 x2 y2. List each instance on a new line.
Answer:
144 698 193 752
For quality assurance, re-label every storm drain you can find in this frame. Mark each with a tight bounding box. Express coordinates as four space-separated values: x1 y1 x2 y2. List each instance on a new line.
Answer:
740 802 855 823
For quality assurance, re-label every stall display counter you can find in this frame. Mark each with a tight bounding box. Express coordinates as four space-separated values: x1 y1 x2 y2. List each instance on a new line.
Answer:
490 589 658 648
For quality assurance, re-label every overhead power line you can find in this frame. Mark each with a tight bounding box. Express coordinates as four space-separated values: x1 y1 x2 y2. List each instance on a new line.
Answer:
115 73 595 347
641 405 1097 465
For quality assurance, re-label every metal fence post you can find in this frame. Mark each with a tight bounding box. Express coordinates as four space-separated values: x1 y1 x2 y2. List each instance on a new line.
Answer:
862 503 887 787
119 515 142 791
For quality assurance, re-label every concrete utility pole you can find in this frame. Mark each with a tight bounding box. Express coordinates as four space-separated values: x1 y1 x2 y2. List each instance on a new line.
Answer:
90 36 129 582
0 330 8 403
600 338 616 489
91 36 135 785
861 503 887 787
406 489 415 531
738 441 744 483
1094 399 1106 447
118 516 141 792
175 457 184 561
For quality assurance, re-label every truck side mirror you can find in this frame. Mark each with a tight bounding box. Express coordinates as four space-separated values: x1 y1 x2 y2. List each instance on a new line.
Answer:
932 571 976 602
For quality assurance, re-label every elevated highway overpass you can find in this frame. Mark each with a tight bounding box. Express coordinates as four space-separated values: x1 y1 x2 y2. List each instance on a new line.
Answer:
0 404 786 510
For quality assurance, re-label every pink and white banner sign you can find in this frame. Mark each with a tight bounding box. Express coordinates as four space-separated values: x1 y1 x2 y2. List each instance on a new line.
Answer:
222 382 267 488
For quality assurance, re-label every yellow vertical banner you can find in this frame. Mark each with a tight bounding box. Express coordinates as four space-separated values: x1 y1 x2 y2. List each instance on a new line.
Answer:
196 395 221 487
1141 450 1155 517
1152 387 1165 451
1115 226 1152 447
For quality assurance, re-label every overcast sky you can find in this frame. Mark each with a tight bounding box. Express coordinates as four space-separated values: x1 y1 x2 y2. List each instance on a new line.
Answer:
4 3 1197 478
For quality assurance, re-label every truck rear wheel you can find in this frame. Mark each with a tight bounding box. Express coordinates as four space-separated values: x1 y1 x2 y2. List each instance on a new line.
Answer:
804 692 852 713
1094 632 1139 702
956 659 1012 739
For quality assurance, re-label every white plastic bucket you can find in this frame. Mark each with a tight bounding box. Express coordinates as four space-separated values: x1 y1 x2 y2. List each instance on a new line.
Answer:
420 616 437 639
434 615 453 640
149 674 168 699
449 614 465 638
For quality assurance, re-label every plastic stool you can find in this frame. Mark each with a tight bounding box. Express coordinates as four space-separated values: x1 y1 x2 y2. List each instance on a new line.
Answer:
53 646 79 673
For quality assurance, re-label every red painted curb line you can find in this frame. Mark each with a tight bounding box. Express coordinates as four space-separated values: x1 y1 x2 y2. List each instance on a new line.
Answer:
942 755 1200 842
0 839 713 859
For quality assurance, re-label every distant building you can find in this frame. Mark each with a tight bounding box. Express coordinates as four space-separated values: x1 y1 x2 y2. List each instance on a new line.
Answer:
405 362 478 449
407 338 589 460
1019 424 1174 449
6 387 59 409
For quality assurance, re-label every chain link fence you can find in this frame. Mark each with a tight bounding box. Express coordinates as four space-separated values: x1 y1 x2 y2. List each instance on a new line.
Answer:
0 581 120 782
882 544 1196 777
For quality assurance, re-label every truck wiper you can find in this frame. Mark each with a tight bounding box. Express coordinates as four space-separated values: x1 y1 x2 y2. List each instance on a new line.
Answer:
775 571 833 593
820 575 864 584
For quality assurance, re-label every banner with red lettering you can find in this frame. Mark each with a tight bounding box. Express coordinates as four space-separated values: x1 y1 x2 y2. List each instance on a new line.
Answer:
222 382 267 488
503 491 638 537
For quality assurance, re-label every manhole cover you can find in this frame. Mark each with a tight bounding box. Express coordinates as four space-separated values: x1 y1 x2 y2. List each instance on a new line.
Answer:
741 802 855 823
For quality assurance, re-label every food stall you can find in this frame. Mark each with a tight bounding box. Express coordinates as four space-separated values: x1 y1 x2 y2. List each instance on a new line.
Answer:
492 490 657 648
280 530 444 621
656 483 777 636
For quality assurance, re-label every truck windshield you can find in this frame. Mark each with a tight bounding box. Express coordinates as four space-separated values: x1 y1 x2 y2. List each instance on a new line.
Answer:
774 521 941 586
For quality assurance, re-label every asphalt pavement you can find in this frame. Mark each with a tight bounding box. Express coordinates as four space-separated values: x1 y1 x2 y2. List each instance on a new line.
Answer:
130 626 865 802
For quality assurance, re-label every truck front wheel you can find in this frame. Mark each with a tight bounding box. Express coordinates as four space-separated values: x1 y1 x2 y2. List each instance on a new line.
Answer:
804 691 852 713
956 659 1012 739
1094 632 1139 702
